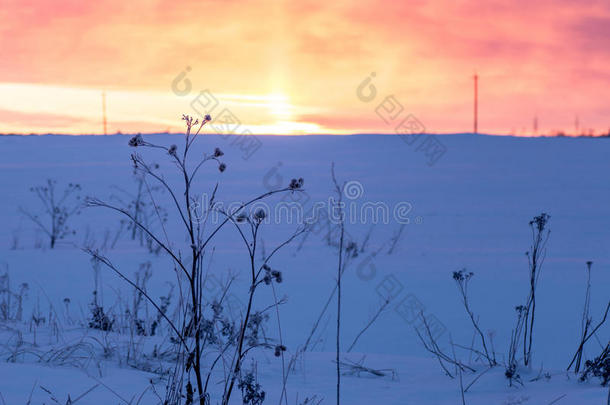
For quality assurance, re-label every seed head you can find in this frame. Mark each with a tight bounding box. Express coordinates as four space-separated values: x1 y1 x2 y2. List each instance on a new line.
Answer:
274 345 287 357
452 269 473 282
253 209 266 221
529 213 550 232
289 177 304 190
128 134 144 147
271 270 283 283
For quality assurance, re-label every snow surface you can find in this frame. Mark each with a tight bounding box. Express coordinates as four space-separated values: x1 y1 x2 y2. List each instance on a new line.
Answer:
0 133 608 404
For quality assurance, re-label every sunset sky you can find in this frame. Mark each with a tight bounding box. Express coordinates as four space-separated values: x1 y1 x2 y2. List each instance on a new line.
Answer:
1 0 609 135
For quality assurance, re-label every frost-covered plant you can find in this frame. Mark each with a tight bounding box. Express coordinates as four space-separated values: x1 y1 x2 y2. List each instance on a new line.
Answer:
0 268 28 321
20 179 82 248
567 261 610 375
506 304 526 382
88 304 114 331
121 261 174 337
85 114 304 405
412 310 475 379
522 212 550 366
504 362 523 387
452 269 496 367
503 213 551 381
298 395 323 405
580 343 610 386
87 257 113 331
238 365 266 405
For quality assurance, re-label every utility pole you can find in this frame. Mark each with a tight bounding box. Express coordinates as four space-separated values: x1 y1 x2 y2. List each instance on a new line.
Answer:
533 115 538 136
102 91 107 135
473 73 478 134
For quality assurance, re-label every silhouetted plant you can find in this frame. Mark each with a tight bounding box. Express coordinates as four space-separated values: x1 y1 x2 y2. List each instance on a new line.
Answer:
238 365 265 405
452 269 496 367
20 179 82 248
567 261 610 374
522 212 550 366
506 304 526 382
85 114 304 405
504 362 523 387
580 342 610 386
0 268 28 321
330 163 346 405
413 310 475 378
88 305 114 331
571 261 594 373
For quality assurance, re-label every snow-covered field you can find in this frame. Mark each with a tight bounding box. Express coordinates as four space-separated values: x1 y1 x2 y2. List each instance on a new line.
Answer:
0 133 608 404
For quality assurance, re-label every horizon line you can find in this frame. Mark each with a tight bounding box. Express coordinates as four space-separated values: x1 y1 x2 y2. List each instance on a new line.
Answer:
1 131 609 139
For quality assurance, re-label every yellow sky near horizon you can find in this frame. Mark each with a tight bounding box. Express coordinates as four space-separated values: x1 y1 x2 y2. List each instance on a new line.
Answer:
1 0 609 135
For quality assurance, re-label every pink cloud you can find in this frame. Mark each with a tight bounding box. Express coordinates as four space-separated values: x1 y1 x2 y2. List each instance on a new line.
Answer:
0 0 609 134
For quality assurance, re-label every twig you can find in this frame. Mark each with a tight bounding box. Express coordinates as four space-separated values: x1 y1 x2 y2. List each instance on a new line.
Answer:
334 358 396 379
450 336 466 405
331 162 345 405
575 262 593 373
71 384 99 404
414 312 475 375
83 248 189 351
567 300 610 371
85 374 131 404
271 282 288 405
26 380 37 405
347 299 390 353
464 366 493 393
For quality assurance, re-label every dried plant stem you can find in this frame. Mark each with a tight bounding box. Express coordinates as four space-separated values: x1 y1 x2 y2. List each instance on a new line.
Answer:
567 300 610 371
523 214 550 366
331 163 344 405
88 117 303 405
347 299 390 353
